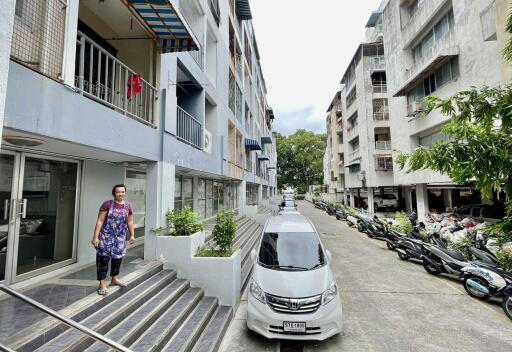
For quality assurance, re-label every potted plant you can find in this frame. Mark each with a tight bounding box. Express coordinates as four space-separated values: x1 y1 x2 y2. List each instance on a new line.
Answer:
155 206 205 278
191 210 242 306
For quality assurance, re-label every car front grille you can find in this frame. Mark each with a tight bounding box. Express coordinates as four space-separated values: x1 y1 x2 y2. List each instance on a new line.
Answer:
265 293 322 314
268 325 322 335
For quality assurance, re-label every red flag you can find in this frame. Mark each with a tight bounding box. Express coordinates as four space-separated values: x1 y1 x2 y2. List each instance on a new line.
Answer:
127 74 142 101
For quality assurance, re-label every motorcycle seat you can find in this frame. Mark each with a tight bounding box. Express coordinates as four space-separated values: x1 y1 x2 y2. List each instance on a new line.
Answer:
437 246 466 262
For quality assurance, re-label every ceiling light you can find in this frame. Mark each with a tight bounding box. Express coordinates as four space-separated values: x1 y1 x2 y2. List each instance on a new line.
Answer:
3 136 46 147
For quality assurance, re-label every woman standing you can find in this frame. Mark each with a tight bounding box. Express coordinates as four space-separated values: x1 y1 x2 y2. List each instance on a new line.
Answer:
91 184 135 295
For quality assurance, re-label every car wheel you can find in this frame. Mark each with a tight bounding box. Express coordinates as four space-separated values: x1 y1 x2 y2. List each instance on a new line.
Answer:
463 275 491 301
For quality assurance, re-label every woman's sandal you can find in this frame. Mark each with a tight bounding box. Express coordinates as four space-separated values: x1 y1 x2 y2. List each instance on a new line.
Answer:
97 288 108 296
109 281 127 288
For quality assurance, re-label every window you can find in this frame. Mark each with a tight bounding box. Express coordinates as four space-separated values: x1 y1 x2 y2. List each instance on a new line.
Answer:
174 176 193 211
125 170 146 236
349 164 360 173
347 112 358 129
412 9 454 63
407 58 459 104
346 86 357 108
481 4 497 41
229 71 236 113
408 0 425 18
197 179 224 219
376 156 393 171
373 99 389 120
419 131 453 147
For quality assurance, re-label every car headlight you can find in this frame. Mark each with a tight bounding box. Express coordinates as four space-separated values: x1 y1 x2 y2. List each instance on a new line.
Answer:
322 282 338 305
250 281 266 304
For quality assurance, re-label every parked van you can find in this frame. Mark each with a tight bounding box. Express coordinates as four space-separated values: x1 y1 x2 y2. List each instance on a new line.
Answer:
247 214 343 340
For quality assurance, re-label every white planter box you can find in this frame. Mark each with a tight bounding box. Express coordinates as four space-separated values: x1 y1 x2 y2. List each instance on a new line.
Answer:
245 205 258 217
190 250 242 306
156 231 205 278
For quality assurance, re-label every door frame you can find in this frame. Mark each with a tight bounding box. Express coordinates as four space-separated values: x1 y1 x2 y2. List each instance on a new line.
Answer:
1 149 82 284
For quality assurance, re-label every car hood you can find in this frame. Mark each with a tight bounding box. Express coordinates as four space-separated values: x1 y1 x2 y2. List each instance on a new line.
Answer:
253 264 333 298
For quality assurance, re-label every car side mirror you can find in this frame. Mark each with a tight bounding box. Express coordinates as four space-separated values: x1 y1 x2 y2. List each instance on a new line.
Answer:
326 250 332 262
251 249 257 263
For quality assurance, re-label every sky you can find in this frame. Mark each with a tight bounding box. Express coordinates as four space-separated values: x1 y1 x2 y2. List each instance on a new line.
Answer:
250 0 382 136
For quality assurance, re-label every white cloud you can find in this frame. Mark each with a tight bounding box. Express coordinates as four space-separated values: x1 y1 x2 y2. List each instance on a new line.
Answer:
251 0 382 135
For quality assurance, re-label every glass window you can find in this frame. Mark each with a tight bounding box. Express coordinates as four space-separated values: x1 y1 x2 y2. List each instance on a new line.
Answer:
421 31 434 53
258 232 325 270
434 15 449 41
435 61 452 88
125 170 146 233
174 176 182 210
183 178 193 199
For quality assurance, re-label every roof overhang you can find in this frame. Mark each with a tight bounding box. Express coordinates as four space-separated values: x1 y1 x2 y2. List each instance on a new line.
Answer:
258 154 270 161
366 10 382 28
128 0 200 53
393 49 459 97
261 136 272 145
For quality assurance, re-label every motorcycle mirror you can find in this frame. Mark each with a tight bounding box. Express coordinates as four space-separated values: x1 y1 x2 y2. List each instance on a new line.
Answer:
251 249 257 263
325 250 332 262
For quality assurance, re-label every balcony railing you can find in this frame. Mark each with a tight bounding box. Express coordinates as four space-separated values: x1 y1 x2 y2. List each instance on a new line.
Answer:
177 106 203 149
375 141 392 150
347 125 358 139
369 56 386 70
407 99 426 117
75 31 157 127
373 112 389 121
189 48 204 69
372 83 387 93
349 149 360 160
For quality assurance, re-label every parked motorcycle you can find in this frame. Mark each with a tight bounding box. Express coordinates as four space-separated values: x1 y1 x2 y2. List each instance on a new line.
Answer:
326 204 337 216
335 208 349 221
460 263 512 301
502 284 512 320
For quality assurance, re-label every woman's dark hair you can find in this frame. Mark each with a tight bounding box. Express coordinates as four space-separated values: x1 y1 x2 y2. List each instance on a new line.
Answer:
112 184 127 196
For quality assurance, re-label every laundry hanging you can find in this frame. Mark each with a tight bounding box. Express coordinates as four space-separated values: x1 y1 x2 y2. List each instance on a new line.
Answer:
127 74 143 100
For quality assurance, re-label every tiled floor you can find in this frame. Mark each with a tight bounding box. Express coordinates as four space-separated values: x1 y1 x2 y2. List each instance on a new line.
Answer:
0 245 144 341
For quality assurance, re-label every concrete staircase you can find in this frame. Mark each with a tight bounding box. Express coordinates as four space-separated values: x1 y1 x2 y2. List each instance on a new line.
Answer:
10 217 262 352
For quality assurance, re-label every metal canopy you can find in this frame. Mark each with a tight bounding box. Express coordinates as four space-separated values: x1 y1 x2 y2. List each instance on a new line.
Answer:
245 138 262 151
366 10 382 28
236 0 252 20
128 0 199 52
261 136 272 145
258 154 270 161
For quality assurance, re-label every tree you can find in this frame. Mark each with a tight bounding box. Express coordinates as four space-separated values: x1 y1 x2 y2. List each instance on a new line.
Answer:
397 13 512 251
276 130 326 193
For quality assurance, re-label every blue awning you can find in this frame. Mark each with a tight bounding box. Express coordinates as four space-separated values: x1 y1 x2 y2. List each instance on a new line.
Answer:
128 0 200 52
245 138 261 151
366 10 382 28
258 154 269 161
236 0 252 20
261 136 272 145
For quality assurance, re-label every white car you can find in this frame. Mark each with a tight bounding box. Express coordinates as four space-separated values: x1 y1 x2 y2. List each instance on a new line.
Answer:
247 214 343 340
374 194 399 210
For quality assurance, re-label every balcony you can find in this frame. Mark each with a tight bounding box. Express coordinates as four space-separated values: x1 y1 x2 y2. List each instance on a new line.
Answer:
372 83 387 94
349 149 360 161
373 112 389 121
395 31 459 97
177 106 203 149
189 48 204 70
75 31 157 127
347 125 358 140
375 141 392 150
228 161 244 180
407 99 426 117
336 124 344 134
369 56 386 72
401 0 448 48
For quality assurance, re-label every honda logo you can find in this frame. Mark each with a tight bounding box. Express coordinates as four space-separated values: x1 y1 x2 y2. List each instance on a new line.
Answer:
289 300 300 310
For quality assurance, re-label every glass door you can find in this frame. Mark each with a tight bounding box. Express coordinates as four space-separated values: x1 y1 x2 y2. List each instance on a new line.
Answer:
15 155 78 278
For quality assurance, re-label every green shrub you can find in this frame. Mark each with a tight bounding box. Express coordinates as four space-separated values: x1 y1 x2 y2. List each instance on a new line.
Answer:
419 228 430 242
348 207 357 216
196 245 236 257
392 211 413 235
496 248 512 272
212 210 237 252
449 238 474 261
165 206 204 236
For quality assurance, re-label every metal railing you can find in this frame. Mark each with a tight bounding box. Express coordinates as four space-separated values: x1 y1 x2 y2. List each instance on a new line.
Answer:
0 285 132 352
373 112 389 121
349 149 360 160
372 83 387 93
75 31 157 127
369 55 386 69
177 106 203 149
189 48 204 69
375 141 392 150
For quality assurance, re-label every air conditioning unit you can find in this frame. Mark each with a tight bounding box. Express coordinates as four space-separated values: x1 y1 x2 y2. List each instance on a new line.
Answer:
204 129 212 154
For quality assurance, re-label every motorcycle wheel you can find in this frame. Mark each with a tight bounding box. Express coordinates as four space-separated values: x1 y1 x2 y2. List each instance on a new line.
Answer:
367 232 375 239
422 258 441 275
386 241 395 250
397 251 410 261
463 275 491 301
357 224 364 233
502 296 512 320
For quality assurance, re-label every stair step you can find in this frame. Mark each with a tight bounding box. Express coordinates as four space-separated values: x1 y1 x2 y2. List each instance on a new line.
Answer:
191 306 233 352
34 270 176 352
241 226 262 266
233 222 258 249
130 288 204 352
161 297 218 352
206 218 252 246
85 279 190 352
14 262 164 352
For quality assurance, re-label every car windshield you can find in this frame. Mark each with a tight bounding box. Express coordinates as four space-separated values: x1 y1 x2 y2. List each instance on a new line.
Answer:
258 232 326 271
282 200 295 207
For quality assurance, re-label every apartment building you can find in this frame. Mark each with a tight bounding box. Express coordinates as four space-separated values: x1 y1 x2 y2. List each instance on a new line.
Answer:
323 91 344 196
0 0 277 286
383 0 508 220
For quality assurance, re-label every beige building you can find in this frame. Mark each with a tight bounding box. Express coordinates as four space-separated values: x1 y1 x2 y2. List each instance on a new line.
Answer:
323 91 344 196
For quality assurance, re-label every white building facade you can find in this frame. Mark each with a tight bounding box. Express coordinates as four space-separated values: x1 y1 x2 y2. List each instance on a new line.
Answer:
0 0 277 287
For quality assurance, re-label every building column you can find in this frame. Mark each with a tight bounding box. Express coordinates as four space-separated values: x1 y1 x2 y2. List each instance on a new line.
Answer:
415 184 429 223
349 190 355 207
443 189 453 210
367 188 375 214
0 0 16 144
192 175 200 213
237 180 246 215
404 186 413 213
257 184 263 205
145 161 175 261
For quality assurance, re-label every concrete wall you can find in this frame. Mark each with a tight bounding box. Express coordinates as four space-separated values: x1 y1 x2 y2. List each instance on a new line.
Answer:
0 0 15 145
77 160 125 265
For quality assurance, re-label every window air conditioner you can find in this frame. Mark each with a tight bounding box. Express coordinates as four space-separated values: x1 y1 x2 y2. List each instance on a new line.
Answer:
204 129 212 154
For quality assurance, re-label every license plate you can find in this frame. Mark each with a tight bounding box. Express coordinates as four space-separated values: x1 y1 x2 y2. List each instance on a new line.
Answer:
283 321 306 333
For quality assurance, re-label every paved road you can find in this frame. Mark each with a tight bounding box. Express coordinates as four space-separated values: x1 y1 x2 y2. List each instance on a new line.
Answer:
220 200 512 352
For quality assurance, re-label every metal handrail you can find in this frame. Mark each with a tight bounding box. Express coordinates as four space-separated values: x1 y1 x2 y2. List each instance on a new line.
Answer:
0 285 133 352
0 343 16 352
177 106 203 149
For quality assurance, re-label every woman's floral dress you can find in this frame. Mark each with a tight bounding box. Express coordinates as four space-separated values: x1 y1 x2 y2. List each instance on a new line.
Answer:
96 200 132 259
